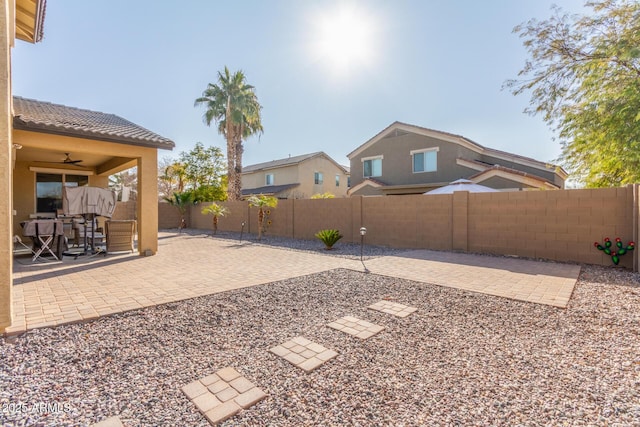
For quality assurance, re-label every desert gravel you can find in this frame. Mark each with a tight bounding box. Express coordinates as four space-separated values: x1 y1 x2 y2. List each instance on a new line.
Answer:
1 254 639 425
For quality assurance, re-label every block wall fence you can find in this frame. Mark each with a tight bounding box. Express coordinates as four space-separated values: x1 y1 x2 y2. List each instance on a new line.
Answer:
152 185 640 271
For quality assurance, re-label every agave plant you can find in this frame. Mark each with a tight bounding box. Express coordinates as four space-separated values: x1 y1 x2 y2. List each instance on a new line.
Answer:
201 203 229 235
315 229 343 250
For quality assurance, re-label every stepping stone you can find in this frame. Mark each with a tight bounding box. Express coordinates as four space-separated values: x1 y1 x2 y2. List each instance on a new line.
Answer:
368 300 417 318
91 416 124 427
181 367 267 426
270 336 338 372
327 316 385 339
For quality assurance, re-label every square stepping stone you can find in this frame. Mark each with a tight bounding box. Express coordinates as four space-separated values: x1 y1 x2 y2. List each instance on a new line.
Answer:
327 316 385 339
269 336 338 372
181 367 267 426
368 300 417 318
91 416 124 427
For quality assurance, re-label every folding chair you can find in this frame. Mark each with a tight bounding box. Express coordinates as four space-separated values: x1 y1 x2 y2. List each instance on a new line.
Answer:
22 219 64 262
13 235 35 256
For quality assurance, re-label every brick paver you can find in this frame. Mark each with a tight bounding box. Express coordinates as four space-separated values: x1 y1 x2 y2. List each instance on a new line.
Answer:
327 316 385 339
270 337 338 372
368 301 418 318
6 232 582 335
182 367 267 425
364 250 581 308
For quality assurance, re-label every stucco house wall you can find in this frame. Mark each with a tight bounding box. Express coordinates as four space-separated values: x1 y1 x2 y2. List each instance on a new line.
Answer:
242 152 349 199
348 122 566 196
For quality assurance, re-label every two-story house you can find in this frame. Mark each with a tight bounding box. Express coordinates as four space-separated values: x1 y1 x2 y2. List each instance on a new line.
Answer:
347 122 567 196
241 152 350 199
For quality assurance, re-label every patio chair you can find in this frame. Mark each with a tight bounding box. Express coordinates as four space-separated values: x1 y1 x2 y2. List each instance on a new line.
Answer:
105 220 136 254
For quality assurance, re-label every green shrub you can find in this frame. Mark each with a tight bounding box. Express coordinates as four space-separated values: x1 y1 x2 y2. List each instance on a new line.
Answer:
315 229 343 250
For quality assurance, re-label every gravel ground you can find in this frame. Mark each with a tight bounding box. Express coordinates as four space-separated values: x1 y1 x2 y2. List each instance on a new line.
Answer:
1 260 640 426
172 229 408 260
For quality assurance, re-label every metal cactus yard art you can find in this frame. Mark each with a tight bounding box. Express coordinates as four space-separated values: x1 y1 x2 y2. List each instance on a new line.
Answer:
594 237 635 265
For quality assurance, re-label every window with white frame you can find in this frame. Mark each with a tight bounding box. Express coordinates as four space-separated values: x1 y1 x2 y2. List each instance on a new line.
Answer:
335 174 340 187
362 156 382 178
314 172 323 184
412 148 438 173
265 173 274 185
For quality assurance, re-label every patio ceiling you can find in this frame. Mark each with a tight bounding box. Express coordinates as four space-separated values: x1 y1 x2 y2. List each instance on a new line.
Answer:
15 0 46 43
15 146 135 175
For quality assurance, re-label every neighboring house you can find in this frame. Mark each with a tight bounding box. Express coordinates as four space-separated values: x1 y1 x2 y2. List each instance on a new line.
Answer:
241 152 350 199
0 1 174 333
347 122 567 196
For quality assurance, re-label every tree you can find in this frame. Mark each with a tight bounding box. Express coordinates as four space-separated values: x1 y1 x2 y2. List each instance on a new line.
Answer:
505 0 640 187
311 192 335 199
109 167 137 201
159 144 227 202
201 202 229 235
247 194 277 241
164 192 194 232
178 142 226 190
195 66 263 201
161 160 187 196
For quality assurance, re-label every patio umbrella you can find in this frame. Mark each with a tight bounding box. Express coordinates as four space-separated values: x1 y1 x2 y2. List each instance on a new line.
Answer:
424 179 499 195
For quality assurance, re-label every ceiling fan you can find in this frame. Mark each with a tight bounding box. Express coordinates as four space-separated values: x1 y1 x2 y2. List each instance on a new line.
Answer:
36 152 84 166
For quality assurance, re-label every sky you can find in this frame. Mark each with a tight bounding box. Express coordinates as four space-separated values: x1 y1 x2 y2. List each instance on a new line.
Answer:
12 0 587 169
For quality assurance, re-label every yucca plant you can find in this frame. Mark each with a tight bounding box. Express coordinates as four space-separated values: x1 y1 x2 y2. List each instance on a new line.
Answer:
201 203 229 235
315 229 343 250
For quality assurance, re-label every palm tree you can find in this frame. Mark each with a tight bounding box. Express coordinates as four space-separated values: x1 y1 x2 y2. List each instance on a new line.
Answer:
164 192 193 233
201 203 229 235
247 194 277 240
195 67 263 201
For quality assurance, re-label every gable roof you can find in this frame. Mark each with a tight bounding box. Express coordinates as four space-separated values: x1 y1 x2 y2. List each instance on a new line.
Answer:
348 121 567 179
13 96 175 150
243 151 348 174
241 183 300 197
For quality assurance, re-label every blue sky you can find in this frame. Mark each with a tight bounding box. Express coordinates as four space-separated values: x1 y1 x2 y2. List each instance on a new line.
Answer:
13 0 586 168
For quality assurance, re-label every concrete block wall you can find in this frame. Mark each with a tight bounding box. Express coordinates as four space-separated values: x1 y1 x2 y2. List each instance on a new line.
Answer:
157 185 640 269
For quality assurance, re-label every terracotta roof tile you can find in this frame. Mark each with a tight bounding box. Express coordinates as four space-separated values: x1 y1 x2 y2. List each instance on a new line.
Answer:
13 96 174 150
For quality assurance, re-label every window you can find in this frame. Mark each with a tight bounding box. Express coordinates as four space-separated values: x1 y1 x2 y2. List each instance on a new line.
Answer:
363 157 382 177
314 172 323 185
265 173 274 186
36 173 89 213
412 148 438 173
335 174 340 187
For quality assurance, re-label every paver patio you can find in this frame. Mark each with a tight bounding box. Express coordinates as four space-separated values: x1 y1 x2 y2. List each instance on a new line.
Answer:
6 232 582 335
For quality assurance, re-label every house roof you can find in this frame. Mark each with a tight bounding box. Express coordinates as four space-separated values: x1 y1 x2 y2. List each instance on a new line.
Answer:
243 151 349 174
348 121 567 179
241 183 300 197
13 96 175 150
469 164 560 189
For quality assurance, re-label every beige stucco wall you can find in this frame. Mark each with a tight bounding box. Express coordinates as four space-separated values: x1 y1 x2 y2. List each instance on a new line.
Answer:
242 155 349 199
13 130 159 255
349 131 562 191
243 164 299 190
0 0 13 331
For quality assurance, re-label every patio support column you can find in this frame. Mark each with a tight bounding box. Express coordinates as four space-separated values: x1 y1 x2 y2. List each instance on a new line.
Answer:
137 151 158 255
452 191 468 252
0 0 12 332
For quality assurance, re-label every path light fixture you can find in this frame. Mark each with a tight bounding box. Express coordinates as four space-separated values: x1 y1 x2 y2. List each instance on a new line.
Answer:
359 227 367 263
240 221 246 242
